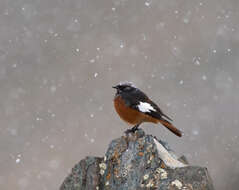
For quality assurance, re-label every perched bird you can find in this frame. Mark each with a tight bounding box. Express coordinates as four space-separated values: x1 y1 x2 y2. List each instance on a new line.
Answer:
113 82 182 137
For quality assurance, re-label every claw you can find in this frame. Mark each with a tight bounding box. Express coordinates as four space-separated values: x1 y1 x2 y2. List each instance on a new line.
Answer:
124 124 140 134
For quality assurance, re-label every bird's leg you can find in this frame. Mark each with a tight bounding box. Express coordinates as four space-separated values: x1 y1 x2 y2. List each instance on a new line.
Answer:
125 123 141 134
131 123 140 132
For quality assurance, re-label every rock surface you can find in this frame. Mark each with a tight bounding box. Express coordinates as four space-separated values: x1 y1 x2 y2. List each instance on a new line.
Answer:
60 129 214 190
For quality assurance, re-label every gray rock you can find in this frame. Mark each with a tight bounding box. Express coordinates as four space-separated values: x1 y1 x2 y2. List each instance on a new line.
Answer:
60 129 214 190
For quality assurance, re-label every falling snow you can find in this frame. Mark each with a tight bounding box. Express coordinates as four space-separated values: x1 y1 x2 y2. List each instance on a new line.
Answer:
193 57 201 66
145 2 150 7
1 1 238 190
90 59 95 63
202 75 207 80
179 80 184 85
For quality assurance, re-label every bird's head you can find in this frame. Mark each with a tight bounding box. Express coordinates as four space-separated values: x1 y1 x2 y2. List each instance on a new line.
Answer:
113 82 136 95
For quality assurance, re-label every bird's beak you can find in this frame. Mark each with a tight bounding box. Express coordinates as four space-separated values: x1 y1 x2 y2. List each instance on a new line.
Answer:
112 85 118 89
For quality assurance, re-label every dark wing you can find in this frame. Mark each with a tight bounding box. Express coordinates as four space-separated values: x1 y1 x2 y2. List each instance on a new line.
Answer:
145 99 173 121
123 89 173 121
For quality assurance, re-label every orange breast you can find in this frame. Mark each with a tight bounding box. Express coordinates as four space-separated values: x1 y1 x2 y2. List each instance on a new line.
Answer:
114 96 159 125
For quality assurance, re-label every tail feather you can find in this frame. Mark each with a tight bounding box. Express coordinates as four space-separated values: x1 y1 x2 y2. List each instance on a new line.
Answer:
161 113 173 122
159 119 182 137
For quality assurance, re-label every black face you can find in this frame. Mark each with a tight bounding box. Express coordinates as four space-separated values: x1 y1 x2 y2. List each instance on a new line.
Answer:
113 83 136 95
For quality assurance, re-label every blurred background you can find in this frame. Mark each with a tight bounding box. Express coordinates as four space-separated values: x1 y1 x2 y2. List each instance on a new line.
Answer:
0 0 239 189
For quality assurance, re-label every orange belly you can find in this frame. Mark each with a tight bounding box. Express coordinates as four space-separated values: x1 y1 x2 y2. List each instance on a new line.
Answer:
114 96 159 125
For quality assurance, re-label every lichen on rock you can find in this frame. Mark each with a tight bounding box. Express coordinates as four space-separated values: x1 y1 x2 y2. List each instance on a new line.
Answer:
60 129 214 190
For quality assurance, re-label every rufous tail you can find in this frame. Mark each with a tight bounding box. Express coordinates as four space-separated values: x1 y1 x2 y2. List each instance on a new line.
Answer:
159 118 182 137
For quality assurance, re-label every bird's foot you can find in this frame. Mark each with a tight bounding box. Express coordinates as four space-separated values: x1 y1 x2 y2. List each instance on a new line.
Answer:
124 125 140 134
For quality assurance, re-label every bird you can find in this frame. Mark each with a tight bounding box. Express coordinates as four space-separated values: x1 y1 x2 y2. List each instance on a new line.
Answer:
113 82 182 137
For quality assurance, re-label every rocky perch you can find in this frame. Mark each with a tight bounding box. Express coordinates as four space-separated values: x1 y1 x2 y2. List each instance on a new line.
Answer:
60 129 214 190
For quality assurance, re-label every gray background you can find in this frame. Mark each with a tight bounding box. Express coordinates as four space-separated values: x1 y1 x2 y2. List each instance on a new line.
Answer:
0 0 239 189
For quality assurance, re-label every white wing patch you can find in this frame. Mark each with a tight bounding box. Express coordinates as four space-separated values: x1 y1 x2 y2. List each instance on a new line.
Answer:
137 102 156 113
